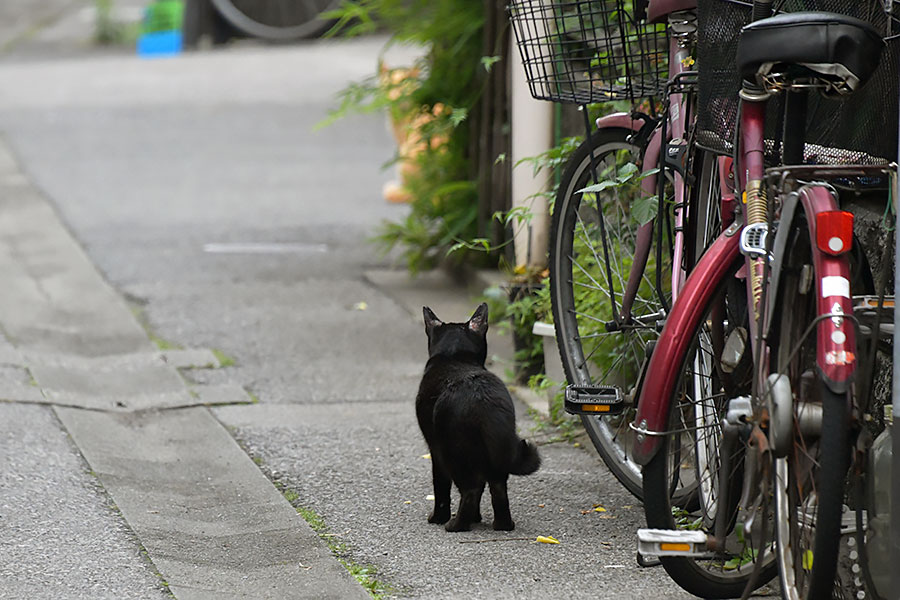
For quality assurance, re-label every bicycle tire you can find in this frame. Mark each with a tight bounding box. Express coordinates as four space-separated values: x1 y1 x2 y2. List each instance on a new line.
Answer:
549 127 658 499
210 0 340 40
641 258 778 598
551 127 721 502
770 211 852 600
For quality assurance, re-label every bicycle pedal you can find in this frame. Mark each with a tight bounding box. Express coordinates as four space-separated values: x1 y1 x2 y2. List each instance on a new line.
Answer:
739 223 769 258
854 295 895 338
637 529 713 558
564 385 625 415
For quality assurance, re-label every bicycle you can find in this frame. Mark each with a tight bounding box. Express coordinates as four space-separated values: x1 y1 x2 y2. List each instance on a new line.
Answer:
633 0 898 598
210 0 341 40
508 0 719 502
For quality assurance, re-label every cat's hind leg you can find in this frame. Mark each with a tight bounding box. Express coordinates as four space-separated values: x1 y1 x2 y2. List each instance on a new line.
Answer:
445 486 482 532
472 484 484 523
428 460 452 525
488 479 514 531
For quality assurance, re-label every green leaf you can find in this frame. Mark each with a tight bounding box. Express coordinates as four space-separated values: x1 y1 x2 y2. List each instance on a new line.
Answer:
632 194 658 226
480 55 501 72
638 167 660 181
615 162 639 182
448 237 492 255
579 180 622 194
494 206 534 227
449 107 468 127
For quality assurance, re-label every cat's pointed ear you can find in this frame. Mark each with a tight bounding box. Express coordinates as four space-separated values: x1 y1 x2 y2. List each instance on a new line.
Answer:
467 303 489 336
423 307 443 334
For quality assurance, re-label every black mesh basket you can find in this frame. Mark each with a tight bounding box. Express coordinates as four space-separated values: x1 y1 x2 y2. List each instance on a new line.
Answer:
508 0 669 104
697 0 899 165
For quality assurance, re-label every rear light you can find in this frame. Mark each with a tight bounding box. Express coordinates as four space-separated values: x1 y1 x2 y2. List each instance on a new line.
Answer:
816 211 853 256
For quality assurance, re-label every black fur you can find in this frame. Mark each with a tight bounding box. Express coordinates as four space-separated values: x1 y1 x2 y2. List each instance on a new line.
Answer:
415 303 541 532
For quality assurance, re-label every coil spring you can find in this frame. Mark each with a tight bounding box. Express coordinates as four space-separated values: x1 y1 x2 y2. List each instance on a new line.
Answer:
746 180 767 315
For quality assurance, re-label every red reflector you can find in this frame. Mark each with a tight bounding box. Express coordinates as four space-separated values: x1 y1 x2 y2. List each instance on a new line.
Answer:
816 211 853 255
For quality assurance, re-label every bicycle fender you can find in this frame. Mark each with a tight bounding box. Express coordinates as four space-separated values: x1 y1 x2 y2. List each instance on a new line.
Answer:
765 190 801 330
797 184 857 393
595 112 646 134
594 112 660 199
631 230 742 465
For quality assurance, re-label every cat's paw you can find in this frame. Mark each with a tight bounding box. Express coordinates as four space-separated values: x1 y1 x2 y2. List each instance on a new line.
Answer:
428 509 450 525
444 516 471 532
492 518 515 531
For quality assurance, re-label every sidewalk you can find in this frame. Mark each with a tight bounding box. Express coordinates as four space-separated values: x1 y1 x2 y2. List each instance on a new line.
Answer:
0 38 743 599
0 138 368 599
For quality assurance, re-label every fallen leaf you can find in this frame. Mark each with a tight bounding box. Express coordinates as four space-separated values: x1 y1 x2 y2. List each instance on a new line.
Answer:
404 500 411 505
593 506 607 512
353 302 368 311
426 494 435 501
538 504 545 508
421 453 431 460
536 535 560 544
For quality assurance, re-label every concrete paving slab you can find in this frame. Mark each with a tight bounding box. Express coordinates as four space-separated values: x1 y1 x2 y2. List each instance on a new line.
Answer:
1 349 250 411
55 405 369 600
0 403 169 600
28 351 188 398
161 348 221 369
0 141 153 357
0 380 45 403
0 345 23 365
0 0 77 52
190 383 253 406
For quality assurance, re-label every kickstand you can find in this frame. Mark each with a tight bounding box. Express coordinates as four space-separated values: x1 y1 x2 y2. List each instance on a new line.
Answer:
636 553 661 568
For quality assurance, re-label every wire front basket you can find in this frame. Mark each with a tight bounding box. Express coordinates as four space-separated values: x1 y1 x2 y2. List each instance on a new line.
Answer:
508 0 669 104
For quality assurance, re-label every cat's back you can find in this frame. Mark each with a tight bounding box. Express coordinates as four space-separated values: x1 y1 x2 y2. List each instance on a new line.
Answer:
424 358 512 415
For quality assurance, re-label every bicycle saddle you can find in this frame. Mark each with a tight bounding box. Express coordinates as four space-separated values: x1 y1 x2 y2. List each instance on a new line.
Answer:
737 12 884 94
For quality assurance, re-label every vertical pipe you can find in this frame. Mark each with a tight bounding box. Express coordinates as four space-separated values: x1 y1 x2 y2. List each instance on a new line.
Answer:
509 33 553 271
887 38 900 591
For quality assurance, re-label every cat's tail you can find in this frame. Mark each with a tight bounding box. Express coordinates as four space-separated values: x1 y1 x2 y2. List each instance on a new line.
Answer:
510 439 541 475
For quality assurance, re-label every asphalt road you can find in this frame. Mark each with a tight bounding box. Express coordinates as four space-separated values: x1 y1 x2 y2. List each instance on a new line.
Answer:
0 14 779 600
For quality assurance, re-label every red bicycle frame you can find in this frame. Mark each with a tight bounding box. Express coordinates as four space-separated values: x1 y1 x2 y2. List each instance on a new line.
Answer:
591 24 697 329
631 93 858 465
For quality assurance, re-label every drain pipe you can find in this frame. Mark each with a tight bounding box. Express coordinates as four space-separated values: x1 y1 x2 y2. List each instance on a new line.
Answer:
893 118 900 595
509 34 553 272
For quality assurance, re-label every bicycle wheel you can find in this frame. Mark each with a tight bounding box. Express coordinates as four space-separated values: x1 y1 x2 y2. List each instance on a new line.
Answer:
210 0 341 40
550 127 663 499
770 214 852 600
642 259 778 598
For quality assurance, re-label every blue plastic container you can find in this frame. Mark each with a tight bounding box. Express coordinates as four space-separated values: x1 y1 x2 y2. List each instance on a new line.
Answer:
137 30 183 57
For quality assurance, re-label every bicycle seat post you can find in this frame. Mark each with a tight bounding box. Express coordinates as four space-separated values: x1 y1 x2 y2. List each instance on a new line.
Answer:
782 90 808 166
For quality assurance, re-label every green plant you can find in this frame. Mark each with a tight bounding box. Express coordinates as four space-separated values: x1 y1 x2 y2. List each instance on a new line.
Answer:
94 0 139 45
323 0 490 273
212 349 236 368
294 504 391 598
500 151 663 406
527 373 582 441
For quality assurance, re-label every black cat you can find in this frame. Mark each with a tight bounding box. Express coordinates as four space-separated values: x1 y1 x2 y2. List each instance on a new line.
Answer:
415 303 541 532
